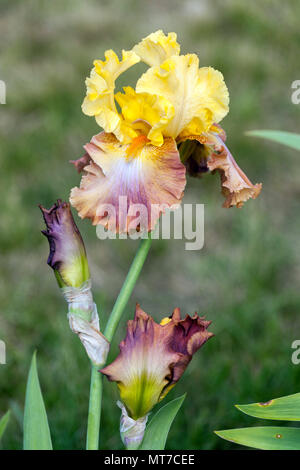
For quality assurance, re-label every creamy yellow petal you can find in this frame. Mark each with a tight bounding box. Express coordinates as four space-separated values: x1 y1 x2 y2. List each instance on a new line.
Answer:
133 30 180 67
94 49 140 81
70 132 186 233
136 54 229 139
115 87 174 146
177 122 227 144
82 49 140 141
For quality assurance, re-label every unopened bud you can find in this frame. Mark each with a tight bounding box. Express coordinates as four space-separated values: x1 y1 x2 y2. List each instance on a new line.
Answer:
40 200 109 365
39 199 90 289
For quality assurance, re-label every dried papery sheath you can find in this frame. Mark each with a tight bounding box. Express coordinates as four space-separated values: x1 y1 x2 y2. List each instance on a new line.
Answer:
62 279 94 320
40 200 109 365
63 280 109 365
117 401 148 450
68 300 109 366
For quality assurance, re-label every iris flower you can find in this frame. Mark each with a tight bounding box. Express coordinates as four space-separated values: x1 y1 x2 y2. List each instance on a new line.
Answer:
101 304 213 420
70 30 261 232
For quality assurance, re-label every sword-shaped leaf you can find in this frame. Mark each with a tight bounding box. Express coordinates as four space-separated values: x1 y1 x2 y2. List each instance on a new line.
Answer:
236 392 300 421
246 130 300 151
0 410 10 440
23 351 52 450
215 426 300 450
139 394 186 450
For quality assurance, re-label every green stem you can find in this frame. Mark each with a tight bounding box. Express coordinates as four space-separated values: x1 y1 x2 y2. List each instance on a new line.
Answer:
86 235 152 450
86 363 102 450
104 235 152 342
126 441 141 450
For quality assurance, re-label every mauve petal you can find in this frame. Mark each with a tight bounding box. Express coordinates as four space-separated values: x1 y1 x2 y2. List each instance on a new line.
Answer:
70 153 91 173
162 308 213 391
70 132 186 233
206 135 262 208
101 304 179 419
179 125 262 207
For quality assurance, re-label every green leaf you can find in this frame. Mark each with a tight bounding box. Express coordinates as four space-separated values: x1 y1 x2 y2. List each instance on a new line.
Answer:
236 392 300 421
139 394 186 450
23 351 52 450
215 426 300 450
246 130 300 151
0 410 10 440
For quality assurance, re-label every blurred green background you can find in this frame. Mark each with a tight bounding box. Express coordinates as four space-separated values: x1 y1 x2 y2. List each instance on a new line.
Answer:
1 0 300 450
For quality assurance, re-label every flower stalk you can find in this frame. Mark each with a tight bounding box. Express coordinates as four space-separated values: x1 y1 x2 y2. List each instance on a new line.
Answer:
85 234 152 449
103 235 152 342
86 364 103 450
88 235 152 449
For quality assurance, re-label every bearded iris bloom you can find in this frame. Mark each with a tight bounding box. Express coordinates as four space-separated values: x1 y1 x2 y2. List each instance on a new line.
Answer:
101 304 213 420
70 30 261 232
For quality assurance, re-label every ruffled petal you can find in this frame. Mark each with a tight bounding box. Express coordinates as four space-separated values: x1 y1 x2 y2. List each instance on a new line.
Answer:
115 86 174 146
101 305 213 419
70 153 91 173
133 30 180 67
70 132 186 232
159 308 213 400
207 135 262 208
136 54 229 139
179 129 262 207
82 49 140 142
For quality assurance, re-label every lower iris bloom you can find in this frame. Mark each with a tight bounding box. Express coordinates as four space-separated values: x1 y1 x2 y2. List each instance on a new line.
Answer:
70 30 261 232
101 304 213 420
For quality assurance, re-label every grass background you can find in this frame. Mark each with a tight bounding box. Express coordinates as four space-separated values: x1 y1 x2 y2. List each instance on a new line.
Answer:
1 0 300 450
